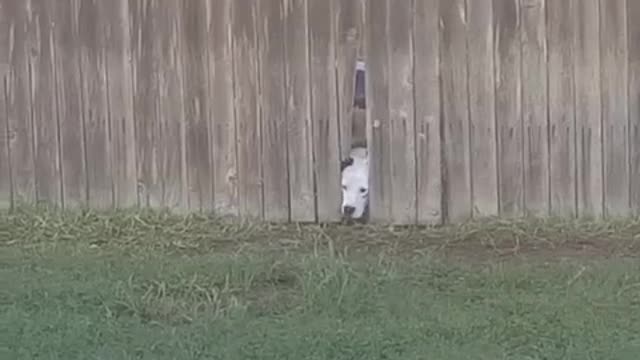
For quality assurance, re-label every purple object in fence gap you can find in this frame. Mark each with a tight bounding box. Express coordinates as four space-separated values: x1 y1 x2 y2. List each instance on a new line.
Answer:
354 60 366 109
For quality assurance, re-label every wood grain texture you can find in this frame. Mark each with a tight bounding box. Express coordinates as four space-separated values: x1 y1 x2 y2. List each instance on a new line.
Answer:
78 0 112 208
335 0 365 159
207 0 238 216
365 0 392 222
1 0 34 205
520 0 549 216
629 0 640 215
53 0 86 208
258 0 289 221
0 0 14 208
494 0 523 217
574 0 603 217
232 0 263 219
129 0 160 207
155 0 187 211
284 0 315 222
181 0 212 212
439 0 471 222
101 0 137 208
309 0 341 222
467 0 498 217
29 0 62 205
547 0 576 216
600 0 629 217
413 0 441 224
388 0 417 224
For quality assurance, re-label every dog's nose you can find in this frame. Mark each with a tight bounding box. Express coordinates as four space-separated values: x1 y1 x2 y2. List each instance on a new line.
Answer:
343 205 355 216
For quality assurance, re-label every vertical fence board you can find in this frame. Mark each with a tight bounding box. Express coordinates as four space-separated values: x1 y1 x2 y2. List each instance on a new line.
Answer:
207 0 238 216
547 0 576 216
494 0 523 217
232 0 262 219
155 0 186 211
414 0 442 224
335 0 364 159
309 0 341 222
387 0 416 224
53 0 86 208
467 0 498 217
0 73 9 208
102 0 137 208
1 1 34 205
29 0 62 205
258 0 289 221
629 0 640 214
78 0 112 208
181 0 212 211
284 0 315 222
365 0 392 222
440 0 471 222
520 0 549 216
600 0 629 217
130 0 160 207
574 0 603 217
0 1 13 207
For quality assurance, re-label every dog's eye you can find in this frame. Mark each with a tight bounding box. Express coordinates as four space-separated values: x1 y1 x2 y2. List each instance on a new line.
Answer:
359 187 367 194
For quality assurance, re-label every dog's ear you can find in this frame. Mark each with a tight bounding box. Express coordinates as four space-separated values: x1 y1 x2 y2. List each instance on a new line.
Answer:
340 157 354 172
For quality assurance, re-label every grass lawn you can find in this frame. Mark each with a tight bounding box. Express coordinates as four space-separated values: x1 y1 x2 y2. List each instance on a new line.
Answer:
2 208 640 359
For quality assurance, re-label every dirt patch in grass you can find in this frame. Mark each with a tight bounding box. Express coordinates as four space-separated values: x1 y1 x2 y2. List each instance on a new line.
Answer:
2 206 640 264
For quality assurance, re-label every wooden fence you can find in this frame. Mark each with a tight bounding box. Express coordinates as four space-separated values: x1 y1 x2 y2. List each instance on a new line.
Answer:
0 0 639 225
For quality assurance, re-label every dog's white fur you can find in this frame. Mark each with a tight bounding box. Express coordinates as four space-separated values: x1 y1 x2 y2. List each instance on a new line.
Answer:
340 147 369 220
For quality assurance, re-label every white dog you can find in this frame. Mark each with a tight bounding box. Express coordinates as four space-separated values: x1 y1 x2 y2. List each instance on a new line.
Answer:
340 147 369 221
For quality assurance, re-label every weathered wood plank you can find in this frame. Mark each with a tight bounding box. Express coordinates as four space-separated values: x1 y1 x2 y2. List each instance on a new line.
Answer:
53 0 86 208
574 0 603 217
101 0 137 208
1 0 34 205
207 0 238 216
388 0 416 224
600 0 629 217
547 0 576 216
629 0 640 215
284 0 315 222
232 0 263 219
494 0 523 217
29 0 62 205
129 0 161 207
155 0 187 211
439 0 471 222
0 74 10 208
309 0 341 222
0 0 14 208
335 0 365 159
181 0 212 211
78 0 112 208
413 0 441 224
258 0 289 221
364 0 392 221
467 0 498 217
520 0 548 216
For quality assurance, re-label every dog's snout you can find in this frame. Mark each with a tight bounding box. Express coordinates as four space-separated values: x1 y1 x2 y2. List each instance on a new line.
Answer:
343 205 356 216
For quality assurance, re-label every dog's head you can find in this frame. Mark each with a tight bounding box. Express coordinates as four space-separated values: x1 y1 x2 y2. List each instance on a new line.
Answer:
340 148 369 221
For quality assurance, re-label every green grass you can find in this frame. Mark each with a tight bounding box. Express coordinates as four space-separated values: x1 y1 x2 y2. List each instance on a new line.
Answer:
2 207 640 359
